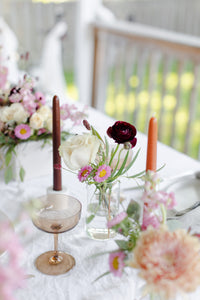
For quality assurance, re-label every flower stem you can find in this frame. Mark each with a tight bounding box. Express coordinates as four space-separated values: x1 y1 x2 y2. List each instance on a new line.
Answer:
109 144 119 166
161 204 167 225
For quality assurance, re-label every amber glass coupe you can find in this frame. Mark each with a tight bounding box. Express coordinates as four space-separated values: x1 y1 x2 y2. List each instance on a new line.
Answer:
32 193 82 275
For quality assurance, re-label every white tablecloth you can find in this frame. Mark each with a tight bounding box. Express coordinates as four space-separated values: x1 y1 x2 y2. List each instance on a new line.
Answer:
1 106 200 300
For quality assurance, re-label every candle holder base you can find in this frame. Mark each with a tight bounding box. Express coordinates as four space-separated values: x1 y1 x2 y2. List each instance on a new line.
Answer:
47 186 68 194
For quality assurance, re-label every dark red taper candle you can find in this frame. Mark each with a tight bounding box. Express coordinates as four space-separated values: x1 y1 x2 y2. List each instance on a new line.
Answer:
53 95 62 191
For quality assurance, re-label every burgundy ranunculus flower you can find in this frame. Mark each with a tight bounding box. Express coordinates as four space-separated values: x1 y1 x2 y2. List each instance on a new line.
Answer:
107 121 137 148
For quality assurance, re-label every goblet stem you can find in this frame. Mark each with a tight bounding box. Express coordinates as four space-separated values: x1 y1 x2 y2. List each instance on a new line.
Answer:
49 233 63 265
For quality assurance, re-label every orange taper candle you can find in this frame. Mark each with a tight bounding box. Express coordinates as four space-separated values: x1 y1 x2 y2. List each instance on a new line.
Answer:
53 95 62 191
146 116 157 172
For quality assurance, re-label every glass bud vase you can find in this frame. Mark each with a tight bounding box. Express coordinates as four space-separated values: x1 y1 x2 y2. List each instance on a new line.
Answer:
86 182 120 240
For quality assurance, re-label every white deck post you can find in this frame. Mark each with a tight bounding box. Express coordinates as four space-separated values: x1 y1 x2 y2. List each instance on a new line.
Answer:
75 0 102 106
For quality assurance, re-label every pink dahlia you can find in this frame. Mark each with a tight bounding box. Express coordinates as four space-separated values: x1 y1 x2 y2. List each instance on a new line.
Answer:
128 226 200 299
107 212 127 229
109 251 125 277
78 165 93 182
94 164 112 183
14 124 31 140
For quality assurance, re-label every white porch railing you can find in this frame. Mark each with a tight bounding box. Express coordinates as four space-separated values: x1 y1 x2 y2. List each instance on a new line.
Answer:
91 20 200 159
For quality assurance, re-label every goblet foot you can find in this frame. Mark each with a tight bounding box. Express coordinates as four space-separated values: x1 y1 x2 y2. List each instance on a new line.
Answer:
35 251 75 275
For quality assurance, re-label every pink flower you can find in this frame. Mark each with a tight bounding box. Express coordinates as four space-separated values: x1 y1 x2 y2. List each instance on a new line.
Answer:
22 93 37 115
37 128 47 135
14 124 31 140
8 76 39 115
60 103 87 125
34 91 45 106
60 103 76 120
78 165 93 182
0 222 26 300
109 251 125 277
142 190 176 212
128 226 200 299
159 191 176 209
70 111 87 126
9 92 22 103
141 210 161 230
107 212 127 228
141 190 160 210
94 164 112 183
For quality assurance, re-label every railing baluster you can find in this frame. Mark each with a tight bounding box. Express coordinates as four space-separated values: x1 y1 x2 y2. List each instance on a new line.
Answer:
184 65 199 154
91 20 200 159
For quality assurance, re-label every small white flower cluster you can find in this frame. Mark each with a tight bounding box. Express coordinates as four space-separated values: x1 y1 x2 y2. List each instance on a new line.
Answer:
0 103 28 124
29 105 52 132
0 102 53 133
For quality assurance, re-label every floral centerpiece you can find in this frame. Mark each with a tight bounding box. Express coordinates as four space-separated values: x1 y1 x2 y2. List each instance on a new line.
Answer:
0 59 86 183
102 171 200 299
59 119 144 239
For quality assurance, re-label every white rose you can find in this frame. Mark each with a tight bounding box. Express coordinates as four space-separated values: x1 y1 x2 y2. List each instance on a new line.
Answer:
11 103 29 124
29 112 44 129
0 108 3 120
59 133 101 170
0 106 13 122
0 103 28 124
45 116 52 132
37 105 52 120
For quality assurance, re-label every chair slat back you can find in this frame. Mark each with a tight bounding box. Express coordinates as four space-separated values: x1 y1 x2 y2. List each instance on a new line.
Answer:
91 21 200 159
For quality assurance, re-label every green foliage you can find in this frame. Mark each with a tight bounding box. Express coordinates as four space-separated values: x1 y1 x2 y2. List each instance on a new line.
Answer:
115 240 129 250
91 126 104 143
126 200 140 222
110 200 141 252
19 167 25 182
114 218 140 252
5 148 13 166
86 214 95 224
4 165 13 184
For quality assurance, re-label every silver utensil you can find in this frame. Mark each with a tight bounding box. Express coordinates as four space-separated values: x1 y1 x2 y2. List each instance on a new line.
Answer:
167 201 200 220
166 171 200 220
